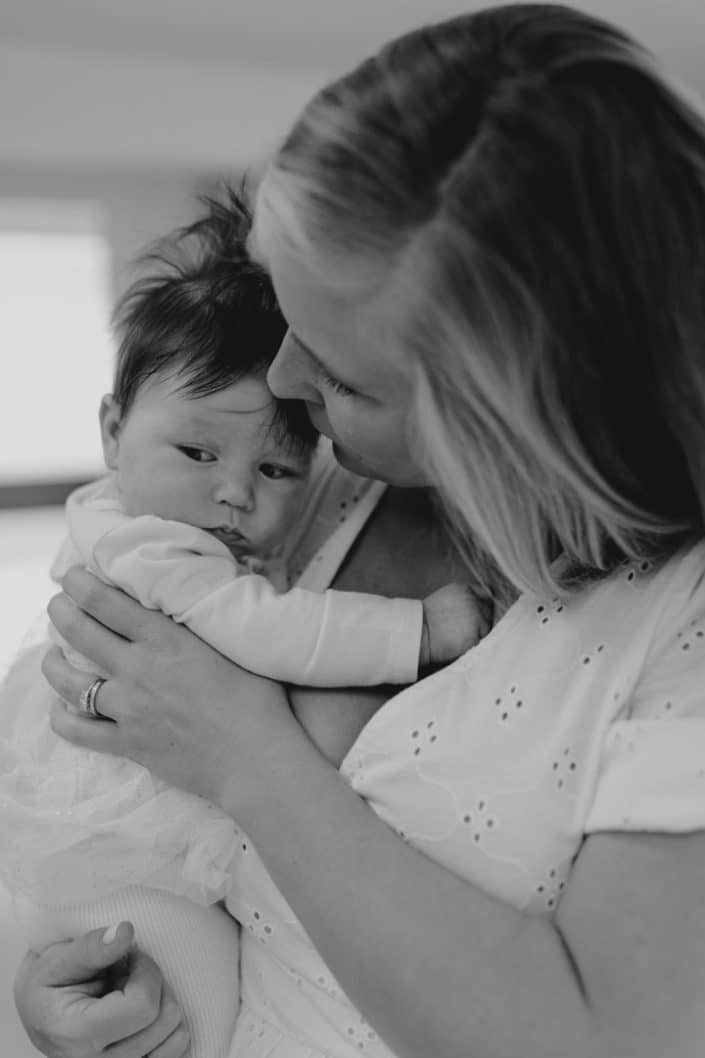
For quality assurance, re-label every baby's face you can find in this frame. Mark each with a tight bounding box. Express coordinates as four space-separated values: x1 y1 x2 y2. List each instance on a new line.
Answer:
101 373 313 557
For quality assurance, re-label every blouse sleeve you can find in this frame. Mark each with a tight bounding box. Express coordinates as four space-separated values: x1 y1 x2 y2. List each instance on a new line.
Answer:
585 550 705 833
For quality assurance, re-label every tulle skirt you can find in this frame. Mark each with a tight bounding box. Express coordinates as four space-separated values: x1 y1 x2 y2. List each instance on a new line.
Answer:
0 634 242 908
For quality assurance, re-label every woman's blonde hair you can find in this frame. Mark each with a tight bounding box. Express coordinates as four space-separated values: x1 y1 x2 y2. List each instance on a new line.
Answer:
255 3 705 597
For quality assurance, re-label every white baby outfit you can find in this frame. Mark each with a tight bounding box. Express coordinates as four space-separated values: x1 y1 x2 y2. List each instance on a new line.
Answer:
0 444 422 903
221 533 705 1057
0 442 419 1058
56 472 421 689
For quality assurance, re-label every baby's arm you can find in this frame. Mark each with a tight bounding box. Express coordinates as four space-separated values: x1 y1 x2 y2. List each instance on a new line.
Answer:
420 583 490 669
92 517 425 686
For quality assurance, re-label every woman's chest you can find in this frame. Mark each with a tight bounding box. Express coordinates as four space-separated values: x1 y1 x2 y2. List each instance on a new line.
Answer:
339 582 659 915
332 487 466 597
229 552 690 1002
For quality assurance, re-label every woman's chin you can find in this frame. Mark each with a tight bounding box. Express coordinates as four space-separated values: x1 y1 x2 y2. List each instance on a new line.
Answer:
332 442 428 487
331 442 378 480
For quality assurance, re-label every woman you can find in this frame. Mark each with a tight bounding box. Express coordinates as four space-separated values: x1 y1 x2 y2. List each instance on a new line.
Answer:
16 5 705 1057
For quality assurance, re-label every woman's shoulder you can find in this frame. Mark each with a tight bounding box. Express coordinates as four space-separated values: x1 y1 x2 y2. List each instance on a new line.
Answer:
543 536 705 641
623 537 705 714
614 537 705 659
426 536 705 714
583 538 705 834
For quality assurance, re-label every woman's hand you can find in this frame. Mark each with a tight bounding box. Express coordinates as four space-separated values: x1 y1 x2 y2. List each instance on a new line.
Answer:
41 566 294 816
14 923 190 1058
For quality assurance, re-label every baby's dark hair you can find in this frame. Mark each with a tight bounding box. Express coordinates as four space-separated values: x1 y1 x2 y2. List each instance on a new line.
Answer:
112 183 317 455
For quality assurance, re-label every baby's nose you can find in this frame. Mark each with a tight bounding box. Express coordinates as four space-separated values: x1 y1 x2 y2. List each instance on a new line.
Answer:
214 476 254 512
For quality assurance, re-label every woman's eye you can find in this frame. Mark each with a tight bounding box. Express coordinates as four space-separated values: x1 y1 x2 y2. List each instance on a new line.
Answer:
320 371 355 397
178 446 216 463
260 463 295 480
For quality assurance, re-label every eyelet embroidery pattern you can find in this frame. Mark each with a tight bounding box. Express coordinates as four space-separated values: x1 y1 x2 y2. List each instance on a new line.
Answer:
461 796 499 847
536 598 565 627
237 1006 325 1053
314 968 342 1001
344 1013 379 1052
337 493 361 524
624 557 654 585
240 1013 268 1042
242 904 275 943
550 746 579 792
676 618 705 652
579 642 607 667
409 718 439 758
533 861 571 911
288 488 365 587
492 683 526 725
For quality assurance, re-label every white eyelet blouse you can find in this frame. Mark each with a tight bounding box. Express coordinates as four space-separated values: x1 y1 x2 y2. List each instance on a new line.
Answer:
225 450 705 1057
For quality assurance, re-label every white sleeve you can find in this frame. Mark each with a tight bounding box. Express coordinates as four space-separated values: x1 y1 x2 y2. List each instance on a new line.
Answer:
585 551 705 833
93 517 423 686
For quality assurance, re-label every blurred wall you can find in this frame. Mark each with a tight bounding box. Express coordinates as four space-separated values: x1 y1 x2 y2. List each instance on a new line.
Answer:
0 164 224 297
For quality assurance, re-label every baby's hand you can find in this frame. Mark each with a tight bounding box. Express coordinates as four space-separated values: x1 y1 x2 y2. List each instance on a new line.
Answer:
420 583 490 669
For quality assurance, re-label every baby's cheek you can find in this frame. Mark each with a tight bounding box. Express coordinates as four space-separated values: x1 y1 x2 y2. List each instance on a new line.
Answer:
267 485 308 543
115 469 155 518
121 472 198 524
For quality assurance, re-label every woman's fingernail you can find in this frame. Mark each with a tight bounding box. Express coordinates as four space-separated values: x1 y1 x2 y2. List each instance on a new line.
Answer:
102 924 120 944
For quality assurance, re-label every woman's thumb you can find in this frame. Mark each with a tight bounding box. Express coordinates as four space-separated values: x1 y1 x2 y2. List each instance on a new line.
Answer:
40 922 134 985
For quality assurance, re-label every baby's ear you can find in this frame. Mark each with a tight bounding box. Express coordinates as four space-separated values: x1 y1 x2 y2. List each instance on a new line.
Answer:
99 394 122 470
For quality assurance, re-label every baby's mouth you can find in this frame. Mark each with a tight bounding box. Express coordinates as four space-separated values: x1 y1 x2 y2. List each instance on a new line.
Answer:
209 526 248 548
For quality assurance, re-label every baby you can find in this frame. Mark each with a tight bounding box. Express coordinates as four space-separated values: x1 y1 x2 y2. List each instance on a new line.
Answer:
0 189 482 1057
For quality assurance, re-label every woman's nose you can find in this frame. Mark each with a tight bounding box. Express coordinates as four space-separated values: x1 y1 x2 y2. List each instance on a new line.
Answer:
267 330 321 403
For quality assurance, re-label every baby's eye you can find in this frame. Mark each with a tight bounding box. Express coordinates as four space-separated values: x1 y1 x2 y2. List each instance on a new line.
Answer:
260 463 296 480
320 370 355 398
178 445 216 463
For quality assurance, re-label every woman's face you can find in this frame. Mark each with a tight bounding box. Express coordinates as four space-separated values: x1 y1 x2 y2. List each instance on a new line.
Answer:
265 254 429 486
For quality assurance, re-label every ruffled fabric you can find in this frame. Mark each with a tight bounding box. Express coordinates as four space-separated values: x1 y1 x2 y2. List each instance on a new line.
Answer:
0 639 241 907
228 1006 349 1058
223 922 390 1058
229 1008 326 1058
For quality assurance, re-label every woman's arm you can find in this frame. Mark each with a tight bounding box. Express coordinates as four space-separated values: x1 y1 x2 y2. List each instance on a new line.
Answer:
227 721 705 1058
43 570 705 1058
